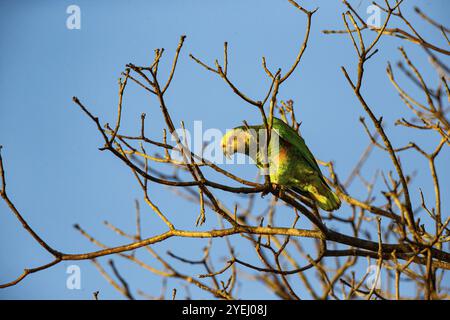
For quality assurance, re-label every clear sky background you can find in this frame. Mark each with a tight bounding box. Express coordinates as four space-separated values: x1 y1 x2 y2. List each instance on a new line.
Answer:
0 0 449 299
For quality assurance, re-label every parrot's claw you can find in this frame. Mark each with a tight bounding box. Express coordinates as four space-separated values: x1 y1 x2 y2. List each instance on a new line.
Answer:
260 183 273 198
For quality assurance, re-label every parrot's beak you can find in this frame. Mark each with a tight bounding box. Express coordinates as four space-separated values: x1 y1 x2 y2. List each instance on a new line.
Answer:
222 144 232 159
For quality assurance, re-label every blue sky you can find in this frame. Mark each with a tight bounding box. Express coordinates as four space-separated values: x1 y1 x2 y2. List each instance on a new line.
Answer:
0 0 449 299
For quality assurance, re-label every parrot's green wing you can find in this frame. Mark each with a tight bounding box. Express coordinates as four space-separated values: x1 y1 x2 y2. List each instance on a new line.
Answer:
271 117 322 175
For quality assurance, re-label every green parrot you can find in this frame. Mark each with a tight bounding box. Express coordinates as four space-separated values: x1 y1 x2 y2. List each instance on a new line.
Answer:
221 117 341 211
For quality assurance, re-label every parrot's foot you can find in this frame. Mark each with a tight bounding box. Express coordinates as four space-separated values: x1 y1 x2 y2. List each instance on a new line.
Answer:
272 184 285 199
260 183 283 198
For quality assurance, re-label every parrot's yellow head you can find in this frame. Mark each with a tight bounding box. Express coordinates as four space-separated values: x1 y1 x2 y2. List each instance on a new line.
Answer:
221 128 251 159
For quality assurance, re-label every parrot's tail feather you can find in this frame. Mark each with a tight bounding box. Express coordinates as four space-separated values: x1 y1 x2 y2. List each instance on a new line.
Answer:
292 182 341 212
314 186 341 212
